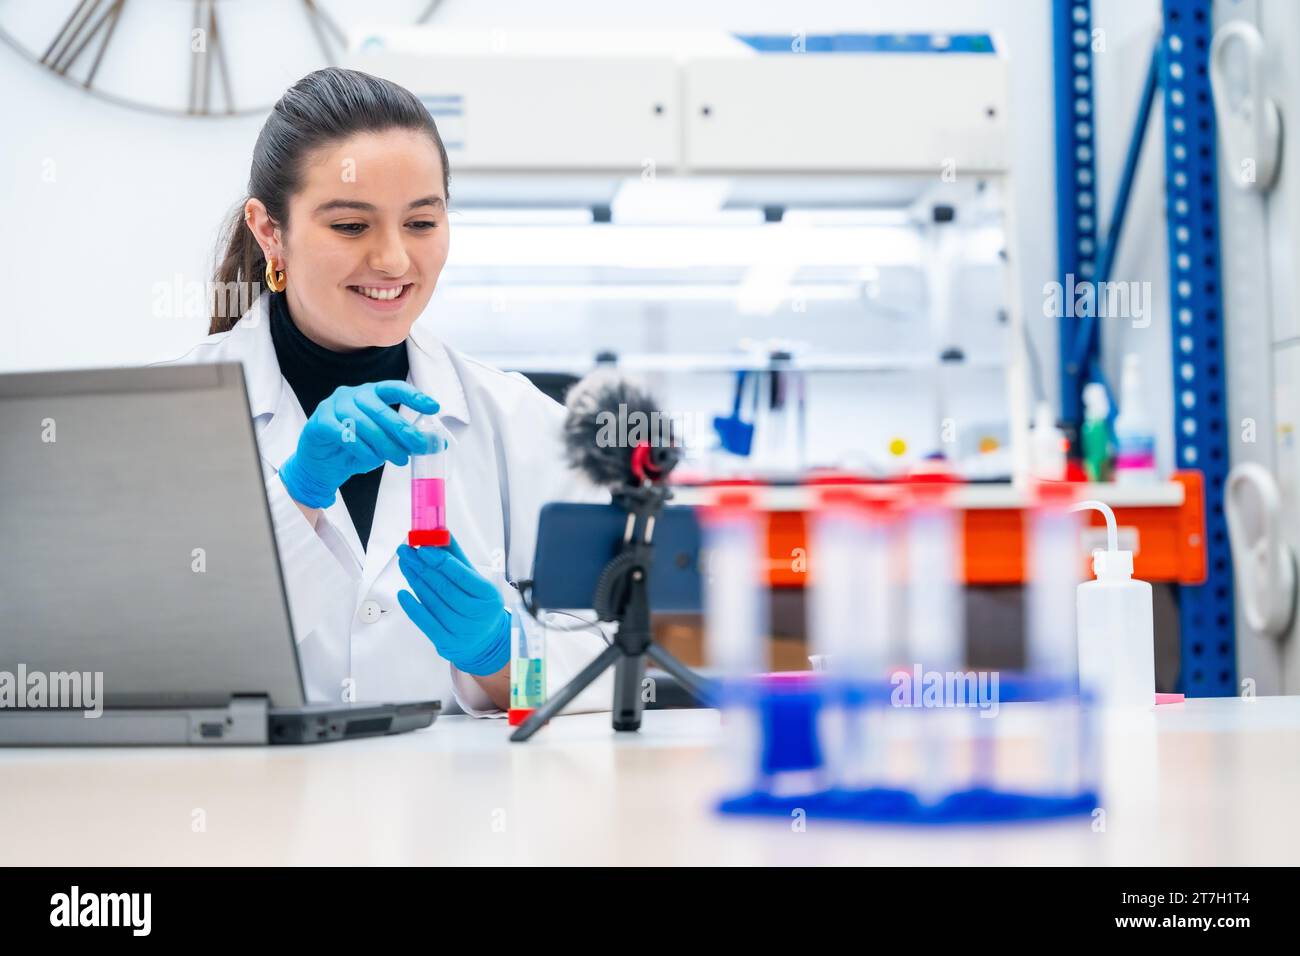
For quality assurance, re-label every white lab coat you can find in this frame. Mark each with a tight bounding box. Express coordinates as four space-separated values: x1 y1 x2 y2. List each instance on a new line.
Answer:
166 293 613 716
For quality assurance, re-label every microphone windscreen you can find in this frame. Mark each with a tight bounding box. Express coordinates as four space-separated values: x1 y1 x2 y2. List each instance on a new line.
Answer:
562 369 672 487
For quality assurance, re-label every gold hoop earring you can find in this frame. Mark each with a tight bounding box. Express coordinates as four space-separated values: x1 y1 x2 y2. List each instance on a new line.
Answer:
265 258 286 293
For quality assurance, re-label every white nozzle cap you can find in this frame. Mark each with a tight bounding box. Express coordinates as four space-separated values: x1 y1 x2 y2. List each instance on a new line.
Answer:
1082 382 1110 419
1070 498 1136 580
1091 548 1134 580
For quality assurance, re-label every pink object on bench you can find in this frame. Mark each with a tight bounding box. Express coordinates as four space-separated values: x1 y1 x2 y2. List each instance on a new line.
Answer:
1155 692 1185 705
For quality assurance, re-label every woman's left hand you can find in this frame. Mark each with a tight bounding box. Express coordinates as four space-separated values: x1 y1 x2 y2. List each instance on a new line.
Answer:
396 537 510 677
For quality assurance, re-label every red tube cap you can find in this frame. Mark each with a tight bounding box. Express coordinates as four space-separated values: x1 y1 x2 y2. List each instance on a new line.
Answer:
408 529 451 547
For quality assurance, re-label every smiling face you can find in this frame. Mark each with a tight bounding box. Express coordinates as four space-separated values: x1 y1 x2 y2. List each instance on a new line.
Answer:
246 128 449 351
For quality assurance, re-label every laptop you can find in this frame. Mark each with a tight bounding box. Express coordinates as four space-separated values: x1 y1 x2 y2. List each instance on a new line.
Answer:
0 362 439 745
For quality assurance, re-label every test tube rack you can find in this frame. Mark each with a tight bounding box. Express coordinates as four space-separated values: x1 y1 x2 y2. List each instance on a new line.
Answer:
715 672 1100 825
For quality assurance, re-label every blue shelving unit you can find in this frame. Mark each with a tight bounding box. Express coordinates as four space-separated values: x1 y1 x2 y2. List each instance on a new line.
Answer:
1053 0 1235 695
1052 0 1100 426
1159 0 1235 696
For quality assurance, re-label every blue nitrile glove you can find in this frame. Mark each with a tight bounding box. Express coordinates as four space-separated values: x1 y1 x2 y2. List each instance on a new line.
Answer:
279 380 440 508
396 536 511 677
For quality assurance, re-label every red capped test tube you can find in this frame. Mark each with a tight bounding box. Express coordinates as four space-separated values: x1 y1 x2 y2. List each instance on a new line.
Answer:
408 414 452 547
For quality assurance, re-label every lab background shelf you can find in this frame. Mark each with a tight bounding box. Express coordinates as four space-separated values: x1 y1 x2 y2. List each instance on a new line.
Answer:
672 472 1204 586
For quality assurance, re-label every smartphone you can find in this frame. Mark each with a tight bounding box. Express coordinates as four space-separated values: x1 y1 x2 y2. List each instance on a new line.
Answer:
529 502 703 612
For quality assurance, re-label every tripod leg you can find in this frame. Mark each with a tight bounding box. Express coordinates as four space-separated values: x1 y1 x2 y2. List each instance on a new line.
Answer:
612 653 647 731
510 642 623 742
646 644 717 707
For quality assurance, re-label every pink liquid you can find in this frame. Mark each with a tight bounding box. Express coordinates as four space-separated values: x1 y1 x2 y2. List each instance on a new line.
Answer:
411 477 446 531
1116 452 1157 470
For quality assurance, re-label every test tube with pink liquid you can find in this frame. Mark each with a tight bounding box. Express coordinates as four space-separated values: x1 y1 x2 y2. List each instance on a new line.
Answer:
408 414 452 548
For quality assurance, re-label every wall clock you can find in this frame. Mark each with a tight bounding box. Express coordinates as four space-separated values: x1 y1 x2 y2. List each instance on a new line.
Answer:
0 0 439 116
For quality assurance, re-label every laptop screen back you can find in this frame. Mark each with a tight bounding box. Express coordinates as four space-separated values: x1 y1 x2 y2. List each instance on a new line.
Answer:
0 363 305 709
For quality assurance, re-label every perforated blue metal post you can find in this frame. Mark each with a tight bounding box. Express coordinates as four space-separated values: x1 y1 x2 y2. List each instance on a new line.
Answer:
1052 0 1100 426
1160 0 1235 696
1069 45 1161 390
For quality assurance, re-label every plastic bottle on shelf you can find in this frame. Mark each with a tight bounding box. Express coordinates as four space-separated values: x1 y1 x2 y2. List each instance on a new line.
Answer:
1080 382 1114 483
1030 402 1067 481
1113 354 1158 484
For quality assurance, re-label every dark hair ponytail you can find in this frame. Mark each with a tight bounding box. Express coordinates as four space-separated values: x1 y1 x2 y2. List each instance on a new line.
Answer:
209 67 450 334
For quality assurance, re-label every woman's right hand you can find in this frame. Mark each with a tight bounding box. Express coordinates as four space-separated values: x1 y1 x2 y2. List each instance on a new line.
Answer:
278 380 440 509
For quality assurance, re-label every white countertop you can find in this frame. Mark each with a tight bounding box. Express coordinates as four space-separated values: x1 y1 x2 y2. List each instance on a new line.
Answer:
1 697 1296 866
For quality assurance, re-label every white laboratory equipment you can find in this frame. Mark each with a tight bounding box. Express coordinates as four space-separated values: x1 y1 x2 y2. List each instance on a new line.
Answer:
1072 499 1156 711
350 30 1033 487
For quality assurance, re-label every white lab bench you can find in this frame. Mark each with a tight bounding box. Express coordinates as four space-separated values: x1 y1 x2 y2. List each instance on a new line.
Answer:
0 697 1296 866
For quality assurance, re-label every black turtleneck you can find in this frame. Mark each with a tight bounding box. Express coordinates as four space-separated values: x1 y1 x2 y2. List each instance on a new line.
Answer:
268 292 409 550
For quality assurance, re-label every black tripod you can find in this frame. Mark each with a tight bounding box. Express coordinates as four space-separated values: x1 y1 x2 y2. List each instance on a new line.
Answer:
510 482 713 742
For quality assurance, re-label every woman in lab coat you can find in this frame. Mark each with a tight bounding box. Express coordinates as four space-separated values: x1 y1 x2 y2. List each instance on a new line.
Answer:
171 68 610 716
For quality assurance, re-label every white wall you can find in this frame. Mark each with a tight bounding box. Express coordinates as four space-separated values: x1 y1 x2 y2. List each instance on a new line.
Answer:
0 53 263 369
